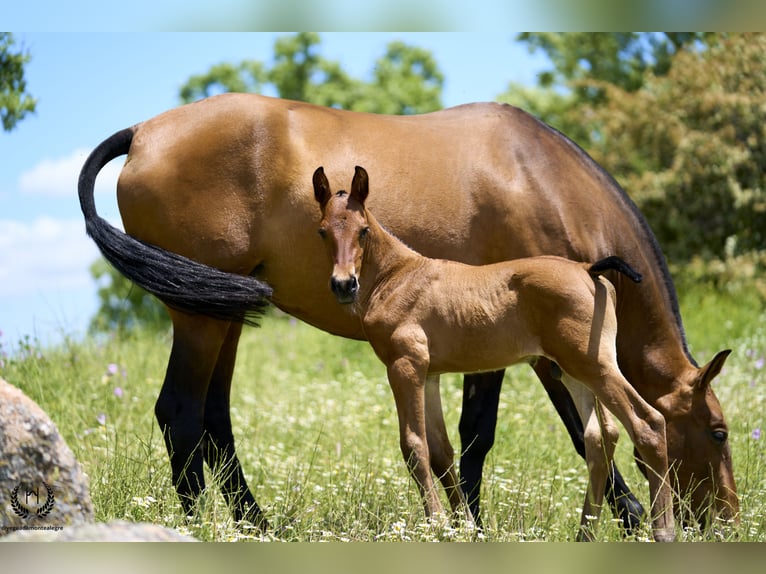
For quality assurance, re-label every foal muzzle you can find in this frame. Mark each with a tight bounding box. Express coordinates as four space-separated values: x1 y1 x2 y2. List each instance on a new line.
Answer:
330 274 359 304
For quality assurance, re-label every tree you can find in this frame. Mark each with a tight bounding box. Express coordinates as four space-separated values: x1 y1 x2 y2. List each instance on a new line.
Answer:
0 33 36 132
89 259 170 333
582 33 766 263
498 33 710 147
179 33 444 114
92 33 445 332
499 33 766 295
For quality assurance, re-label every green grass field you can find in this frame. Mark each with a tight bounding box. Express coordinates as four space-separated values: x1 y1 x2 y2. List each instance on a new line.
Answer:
1 283 765 541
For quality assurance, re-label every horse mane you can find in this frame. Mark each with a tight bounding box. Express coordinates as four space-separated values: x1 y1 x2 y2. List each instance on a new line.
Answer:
520 108 696 367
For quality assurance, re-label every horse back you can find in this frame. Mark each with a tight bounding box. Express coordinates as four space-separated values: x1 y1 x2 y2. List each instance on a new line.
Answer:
115 93 689 369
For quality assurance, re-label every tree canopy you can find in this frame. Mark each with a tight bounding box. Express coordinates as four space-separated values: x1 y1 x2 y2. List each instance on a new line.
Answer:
0 33 36 132
179 32 443 114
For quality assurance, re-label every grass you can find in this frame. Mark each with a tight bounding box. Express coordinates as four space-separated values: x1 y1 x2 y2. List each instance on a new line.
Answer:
1 282 765 542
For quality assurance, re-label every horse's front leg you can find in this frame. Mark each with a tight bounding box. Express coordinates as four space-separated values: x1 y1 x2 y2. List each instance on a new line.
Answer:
458 369 504 524
386 356 443 518
425 375 473 525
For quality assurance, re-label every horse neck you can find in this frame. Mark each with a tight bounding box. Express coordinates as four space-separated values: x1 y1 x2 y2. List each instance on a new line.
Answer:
615 272 697 396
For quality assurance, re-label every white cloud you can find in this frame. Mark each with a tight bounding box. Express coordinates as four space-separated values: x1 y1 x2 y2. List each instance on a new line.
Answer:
0 216 100 297
18 149 123 197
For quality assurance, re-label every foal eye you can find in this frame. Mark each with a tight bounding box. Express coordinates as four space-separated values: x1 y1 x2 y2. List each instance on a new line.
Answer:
318 228 327 239
359 227 370 241
711 430 728 444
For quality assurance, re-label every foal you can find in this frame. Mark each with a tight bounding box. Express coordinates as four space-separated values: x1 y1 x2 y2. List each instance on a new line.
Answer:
312 166 675 542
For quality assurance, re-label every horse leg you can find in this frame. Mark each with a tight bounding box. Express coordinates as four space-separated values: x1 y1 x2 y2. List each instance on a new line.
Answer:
458 370 504 525
424 375 473 524
201 321 267 528
387 356 443 518
155 311 230 517
533 357 644 533
561 375 620 541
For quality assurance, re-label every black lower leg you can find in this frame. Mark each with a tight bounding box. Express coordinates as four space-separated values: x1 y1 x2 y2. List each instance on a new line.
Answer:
458 370 504 526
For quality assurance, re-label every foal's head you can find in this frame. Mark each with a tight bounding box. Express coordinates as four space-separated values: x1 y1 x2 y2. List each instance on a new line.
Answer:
313 166 371 305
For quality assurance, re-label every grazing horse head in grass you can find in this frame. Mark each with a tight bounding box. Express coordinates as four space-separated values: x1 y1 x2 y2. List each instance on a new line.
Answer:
313 165 680 541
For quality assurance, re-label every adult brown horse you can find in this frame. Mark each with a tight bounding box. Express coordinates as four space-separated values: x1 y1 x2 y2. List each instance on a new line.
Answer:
312 165 674 541
77 93 737 533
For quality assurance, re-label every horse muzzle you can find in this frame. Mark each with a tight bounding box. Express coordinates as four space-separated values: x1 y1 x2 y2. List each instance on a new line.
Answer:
330 274 359 305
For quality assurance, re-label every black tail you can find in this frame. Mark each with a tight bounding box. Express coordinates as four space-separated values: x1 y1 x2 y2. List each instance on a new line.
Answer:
78 128 272 325
588 256 643 284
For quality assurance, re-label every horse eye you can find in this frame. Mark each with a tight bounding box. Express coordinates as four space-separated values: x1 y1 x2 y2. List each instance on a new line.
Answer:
711 430 728 444
359 227 370 241
318 228 327 239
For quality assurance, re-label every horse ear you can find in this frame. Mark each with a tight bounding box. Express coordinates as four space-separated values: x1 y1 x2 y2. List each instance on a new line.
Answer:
313 167 332 207
351 166 369 205
696 349 731 390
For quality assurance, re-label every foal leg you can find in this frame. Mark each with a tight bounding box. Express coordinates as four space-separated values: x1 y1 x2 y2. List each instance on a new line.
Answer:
387 356 443 518
202 321 267 528
561 375 620 541
458 369 504 524
425 375 473 524
155 311 230 516
533 358 644 533
587 368 675 542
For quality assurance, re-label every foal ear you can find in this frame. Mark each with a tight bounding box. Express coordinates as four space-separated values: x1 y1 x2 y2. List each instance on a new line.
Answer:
695 349 732 391
351 165 370 205
313 166 332 207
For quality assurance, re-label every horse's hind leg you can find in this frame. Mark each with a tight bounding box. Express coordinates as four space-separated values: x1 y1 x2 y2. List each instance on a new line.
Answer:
155 311 231 517
458 369 504 525
202 321 267 528
425 375 473 525
534 358 644 533
573 364 675 542
561 375 620 541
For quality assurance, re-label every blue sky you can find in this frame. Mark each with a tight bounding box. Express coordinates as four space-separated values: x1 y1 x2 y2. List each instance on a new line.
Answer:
0 33 548 349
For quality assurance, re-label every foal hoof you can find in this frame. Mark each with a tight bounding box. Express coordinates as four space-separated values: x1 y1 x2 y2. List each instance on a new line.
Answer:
652 528 675 543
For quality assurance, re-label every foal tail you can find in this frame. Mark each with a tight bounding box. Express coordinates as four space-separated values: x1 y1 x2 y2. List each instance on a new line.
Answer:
588 256 643 284
78 127 272 325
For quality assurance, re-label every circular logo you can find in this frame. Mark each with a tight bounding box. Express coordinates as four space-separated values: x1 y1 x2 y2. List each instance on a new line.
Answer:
10 481 55 519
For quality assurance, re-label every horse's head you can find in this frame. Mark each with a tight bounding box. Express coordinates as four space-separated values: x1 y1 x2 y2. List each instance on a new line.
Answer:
649 349 740 529
313 166 370 305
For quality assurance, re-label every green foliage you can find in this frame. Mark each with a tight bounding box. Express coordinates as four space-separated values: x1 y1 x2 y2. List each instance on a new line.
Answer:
499 33 708 150
583 34 766 262
179 32 444 114
89 259 169 333
0 32 37 132
501 32 766 269
1 295 764 541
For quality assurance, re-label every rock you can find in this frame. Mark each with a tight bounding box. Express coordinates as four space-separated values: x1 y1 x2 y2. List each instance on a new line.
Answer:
1 520 196 542
0 377 94 534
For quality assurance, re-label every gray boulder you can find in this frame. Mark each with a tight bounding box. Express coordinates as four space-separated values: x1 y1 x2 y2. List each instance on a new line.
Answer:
0 377 94 533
